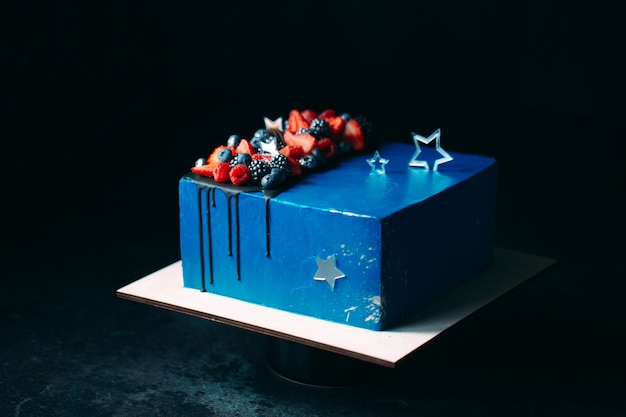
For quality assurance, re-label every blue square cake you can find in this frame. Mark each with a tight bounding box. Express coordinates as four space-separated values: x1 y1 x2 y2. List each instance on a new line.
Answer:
179 139 497 331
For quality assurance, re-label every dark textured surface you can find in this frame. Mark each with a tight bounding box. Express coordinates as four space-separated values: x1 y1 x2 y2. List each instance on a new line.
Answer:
2 1 625 415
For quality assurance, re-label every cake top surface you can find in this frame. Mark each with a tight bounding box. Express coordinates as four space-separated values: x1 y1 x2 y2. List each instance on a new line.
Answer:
185 142 496 219
270 142 495 218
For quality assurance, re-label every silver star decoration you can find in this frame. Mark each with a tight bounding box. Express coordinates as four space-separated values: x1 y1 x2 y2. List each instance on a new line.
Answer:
259 137 280 155
367 150 389 174
409 128 453 171
264 116 283 130
313 255 345 290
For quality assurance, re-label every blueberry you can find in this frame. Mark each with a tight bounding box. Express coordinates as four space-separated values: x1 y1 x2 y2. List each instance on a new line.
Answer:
311 148 327 166
250 136 263 151
299 155 318 170
340 113 351 121
218 147 234 162
227 134 241 148
236 153 252 166
337 140 353 155
253 129 271 142
261 172 286 189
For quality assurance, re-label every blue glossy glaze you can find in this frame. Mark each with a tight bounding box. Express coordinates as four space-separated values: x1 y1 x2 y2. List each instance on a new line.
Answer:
179 142 497 331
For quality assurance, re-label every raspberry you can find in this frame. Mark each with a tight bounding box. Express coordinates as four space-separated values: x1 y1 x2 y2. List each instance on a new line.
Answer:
229 164 251 185
317 138 336 159
213 162 231 183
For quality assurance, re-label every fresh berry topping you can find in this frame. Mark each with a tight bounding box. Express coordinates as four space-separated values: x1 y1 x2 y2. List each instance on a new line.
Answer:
234 153 251 165
269 154 292 176
353 115 373 138
317 138 336 159
325 116 346 139
248 159 272 183
236 138 256 155
343 118 365 151
318 109 336 120
300 109 318 124
218 147 234 162
279 144 305 160
191 164 215 177
308 119 331 140
337 140 353 155
286 155 302 176
252 153 273 162
311 148 327 166
298 154 318 170
287 109 310 133
227 134 241 148
283 130 317 155
229 164 251 185
261 171 287 189
213 162 231 182
208 145 236 165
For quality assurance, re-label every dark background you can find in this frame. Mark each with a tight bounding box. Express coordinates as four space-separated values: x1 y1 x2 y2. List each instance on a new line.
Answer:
1 1 625 416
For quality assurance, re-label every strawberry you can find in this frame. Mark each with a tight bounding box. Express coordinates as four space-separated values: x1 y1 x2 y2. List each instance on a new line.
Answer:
317 138 337 159
252 153 272 162
213 162 231 183
283 130 317 155
343 118 365 151
279 144 305 160
318 109 336 120
236 138 255 155
229 164 251 185
300 109 318 124
325 116 346 140
191 163 216 177
286 156 302 176
287 109 310 133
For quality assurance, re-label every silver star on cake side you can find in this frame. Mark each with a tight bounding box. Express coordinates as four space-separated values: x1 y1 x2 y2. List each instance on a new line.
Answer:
409 128 453 171
314 255 346 290
367 150 389 174
264 116 283 131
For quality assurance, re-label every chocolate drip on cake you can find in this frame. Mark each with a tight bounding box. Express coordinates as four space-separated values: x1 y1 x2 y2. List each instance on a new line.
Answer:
189 174 273 284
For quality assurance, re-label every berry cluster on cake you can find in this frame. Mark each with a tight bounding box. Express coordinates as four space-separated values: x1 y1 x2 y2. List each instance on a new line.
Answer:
189 108 372 194
179 108 497 331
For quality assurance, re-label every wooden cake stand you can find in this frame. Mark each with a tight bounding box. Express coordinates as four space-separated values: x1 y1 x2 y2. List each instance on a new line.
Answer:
117 248 555 385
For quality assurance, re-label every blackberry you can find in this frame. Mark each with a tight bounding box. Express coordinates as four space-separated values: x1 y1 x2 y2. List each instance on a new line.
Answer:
269 154 291 176
248 159 272 183
308 118 331 139
297 127 313 136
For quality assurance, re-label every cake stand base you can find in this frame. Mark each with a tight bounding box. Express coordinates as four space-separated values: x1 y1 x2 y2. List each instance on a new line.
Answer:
117 248 555 381
266 337 391 387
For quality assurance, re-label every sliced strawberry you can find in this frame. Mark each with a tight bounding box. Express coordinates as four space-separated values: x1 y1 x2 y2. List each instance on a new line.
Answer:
286 156 302 176
236 138 255 155
317 138 337 159
283 130 317 155
318 109 336 120
252 153 272 162
279 144 305 160
300 109 317 124
213 162 231 183
325 116 346 140
191 163 217 177
287 109 310 133
229 164 251 185
343 118 365 151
